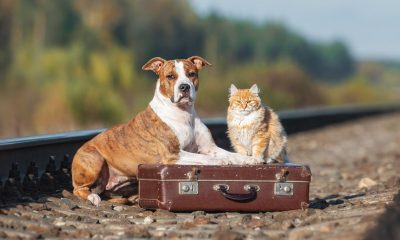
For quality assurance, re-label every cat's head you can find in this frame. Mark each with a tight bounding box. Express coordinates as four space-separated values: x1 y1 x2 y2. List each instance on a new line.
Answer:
228 84 262 114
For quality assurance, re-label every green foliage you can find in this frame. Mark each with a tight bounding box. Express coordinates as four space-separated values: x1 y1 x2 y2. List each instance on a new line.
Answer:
325 76 382 105
67 79 127 126
315 41 355 80
199 17 354 80
1 42 133 136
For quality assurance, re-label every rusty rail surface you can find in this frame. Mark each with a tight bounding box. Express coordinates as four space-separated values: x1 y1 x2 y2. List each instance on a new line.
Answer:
0 104 399 183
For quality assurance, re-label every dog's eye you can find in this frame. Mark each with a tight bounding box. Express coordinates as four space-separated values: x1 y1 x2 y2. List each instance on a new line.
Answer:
166 74 175 80
188 72 197 78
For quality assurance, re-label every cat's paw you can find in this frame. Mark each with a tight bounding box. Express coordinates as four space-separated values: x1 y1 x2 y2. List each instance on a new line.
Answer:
266 157 277 164
248 157 265 165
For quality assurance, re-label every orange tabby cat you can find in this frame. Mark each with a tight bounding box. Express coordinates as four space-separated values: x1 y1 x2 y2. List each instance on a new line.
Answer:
227 84 288 163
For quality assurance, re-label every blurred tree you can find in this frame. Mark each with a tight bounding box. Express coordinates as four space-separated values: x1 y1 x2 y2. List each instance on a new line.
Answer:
126 0 204 61
42 0 80 46
315 41 355 81
0 0 15 82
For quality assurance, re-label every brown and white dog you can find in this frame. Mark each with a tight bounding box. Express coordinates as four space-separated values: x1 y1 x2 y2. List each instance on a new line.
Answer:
71 56 263 206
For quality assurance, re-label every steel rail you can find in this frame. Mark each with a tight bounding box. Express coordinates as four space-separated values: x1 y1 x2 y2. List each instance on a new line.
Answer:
0 104 399 180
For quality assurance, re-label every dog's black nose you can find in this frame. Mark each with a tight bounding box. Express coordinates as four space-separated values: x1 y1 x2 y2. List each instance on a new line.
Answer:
179 84 190 92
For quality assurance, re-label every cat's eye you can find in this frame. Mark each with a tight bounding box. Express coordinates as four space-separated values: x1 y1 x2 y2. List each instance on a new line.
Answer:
166 74 175 80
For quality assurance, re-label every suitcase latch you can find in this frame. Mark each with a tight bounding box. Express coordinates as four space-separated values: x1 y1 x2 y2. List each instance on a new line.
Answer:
186 167 200 181
274 182 293 195
179 182 198 195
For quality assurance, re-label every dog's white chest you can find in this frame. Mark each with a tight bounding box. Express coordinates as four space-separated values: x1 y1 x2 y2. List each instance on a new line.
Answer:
149 87 196 150
169 120 195 149
153 109 195 149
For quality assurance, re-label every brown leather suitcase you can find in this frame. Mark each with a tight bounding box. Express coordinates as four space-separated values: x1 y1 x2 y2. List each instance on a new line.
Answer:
138 164 311 212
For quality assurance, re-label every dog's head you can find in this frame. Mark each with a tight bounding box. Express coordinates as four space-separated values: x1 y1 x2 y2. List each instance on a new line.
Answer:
142 56 211 106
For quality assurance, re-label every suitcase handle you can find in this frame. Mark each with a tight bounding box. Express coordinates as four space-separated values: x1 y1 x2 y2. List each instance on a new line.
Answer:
213 184 258 202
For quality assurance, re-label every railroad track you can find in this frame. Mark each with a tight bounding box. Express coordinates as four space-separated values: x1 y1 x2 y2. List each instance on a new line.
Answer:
0 104 399 239
1 104 399 182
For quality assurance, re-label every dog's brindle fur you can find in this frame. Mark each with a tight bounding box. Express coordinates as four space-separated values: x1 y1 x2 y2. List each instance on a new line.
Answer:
72 56 262 206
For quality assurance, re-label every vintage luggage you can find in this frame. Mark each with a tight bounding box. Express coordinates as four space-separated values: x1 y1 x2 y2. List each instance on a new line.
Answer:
138 164 311 212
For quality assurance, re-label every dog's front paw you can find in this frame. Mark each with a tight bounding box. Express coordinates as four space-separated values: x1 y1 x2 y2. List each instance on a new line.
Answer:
87 193 101 206
219 158 232 165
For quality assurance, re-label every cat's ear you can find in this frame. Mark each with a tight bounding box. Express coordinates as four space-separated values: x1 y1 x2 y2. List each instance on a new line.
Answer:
250 84 259 95
229 84 238 96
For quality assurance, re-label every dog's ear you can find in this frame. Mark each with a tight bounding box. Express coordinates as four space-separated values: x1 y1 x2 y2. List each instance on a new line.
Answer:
188 56 212 70
142 57 166 75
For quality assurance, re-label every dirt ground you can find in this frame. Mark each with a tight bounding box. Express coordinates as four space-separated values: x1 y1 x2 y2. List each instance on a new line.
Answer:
1 113 399 239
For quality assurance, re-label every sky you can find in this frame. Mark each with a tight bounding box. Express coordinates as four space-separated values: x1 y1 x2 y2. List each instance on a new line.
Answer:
189 0 400 61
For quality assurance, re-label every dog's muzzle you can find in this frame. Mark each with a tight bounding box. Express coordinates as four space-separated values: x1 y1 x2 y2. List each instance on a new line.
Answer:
172 83 192 103
179 84 190 93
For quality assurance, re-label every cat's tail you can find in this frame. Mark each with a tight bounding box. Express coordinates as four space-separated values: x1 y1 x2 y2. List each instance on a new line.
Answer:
282 149 290 163
267 148 290 163
266 110 288 163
